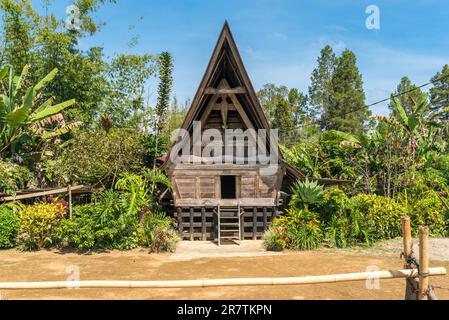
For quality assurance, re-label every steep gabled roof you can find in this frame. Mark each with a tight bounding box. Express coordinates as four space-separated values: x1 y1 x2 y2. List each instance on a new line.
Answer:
162 21 304 179
179 21 271 133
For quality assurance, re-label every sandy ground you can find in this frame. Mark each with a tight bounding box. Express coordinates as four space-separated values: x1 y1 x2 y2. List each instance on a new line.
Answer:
1 240 449 300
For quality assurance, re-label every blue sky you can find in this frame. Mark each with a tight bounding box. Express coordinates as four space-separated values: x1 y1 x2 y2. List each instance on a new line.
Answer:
26 1 449 114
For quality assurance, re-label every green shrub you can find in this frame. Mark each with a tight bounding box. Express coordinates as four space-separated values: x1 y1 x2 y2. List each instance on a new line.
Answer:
409 191 448 237
350 194 405 241
263 226 287 251
18 203 66 251
265 208 322 251
0 161 33 195
0 207 19 249
143 212 179 253
53 128 144 187
57 193 141 251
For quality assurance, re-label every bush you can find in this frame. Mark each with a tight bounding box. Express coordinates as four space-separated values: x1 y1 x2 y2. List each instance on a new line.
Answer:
143 212 179 253
0 207 19 249
263 226 287 252
53 128 144 187
0 161 33 195
409 191 448 237
18 203 66 251
57 192 141 251
265 208 322 251
350 194 405 241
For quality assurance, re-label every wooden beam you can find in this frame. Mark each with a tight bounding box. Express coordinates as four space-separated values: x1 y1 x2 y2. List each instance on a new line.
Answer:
1 185 90 202
204 87 246 95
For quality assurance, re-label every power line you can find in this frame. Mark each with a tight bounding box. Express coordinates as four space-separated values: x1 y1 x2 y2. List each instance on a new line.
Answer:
366 72 449 108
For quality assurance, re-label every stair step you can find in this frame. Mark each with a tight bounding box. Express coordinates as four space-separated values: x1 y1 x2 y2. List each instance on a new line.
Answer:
220 236 240 239
220 223 239 226
220 229 240 233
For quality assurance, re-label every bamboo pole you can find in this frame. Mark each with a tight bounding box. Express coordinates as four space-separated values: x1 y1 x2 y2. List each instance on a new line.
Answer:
0 268 446 290
418 226 429 300
402 216 418 300
401 216 413 261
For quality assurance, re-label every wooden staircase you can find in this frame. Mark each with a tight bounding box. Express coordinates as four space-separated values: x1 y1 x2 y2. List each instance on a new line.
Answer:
216 205 243 245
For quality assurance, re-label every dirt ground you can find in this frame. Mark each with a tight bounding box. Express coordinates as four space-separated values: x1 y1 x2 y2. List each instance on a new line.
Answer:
1 241 448 300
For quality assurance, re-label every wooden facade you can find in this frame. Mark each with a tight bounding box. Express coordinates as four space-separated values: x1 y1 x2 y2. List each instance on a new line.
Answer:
162 22 304 243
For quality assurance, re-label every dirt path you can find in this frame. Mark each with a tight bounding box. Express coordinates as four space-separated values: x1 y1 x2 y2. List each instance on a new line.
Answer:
1 243 448 300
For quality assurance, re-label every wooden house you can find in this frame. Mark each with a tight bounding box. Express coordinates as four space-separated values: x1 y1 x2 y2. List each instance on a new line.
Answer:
162 22 306 244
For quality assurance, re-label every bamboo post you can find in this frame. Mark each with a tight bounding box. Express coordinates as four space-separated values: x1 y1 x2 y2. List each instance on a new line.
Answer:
402 216 418 300
402 216 412 261
418 226 429 300
0 268 446 290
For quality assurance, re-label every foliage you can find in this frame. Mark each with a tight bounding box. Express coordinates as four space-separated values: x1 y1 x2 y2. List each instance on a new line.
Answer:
290 179 324 210
406 191 448 237
142 211 179 253
53 128 144 187
0 161 33 194
324 50 369 134
155 52 174 134
350 194 405 241
0 65 76 155
57 169 173 251
265 208 322 251
103 53 157 127
309 45 336 127
18 202 66 251
0 207 19 248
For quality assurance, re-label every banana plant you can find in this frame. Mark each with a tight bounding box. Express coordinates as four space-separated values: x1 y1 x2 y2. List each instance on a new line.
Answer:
0 64 76 154
372 94 449 160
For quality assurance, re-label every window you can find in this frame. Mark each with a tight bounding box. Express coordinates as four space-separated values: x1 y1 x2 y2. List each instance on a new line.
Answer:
221 176 237 199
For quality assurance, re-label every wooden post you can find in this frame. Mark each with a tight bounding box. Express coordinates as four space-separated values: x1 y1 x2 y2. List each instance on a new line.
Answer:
402 216 413 263
402 216 418 300
252 207 257 240
263 207 268 232
201 208 206 241
68 185 73 219
189 208 194 241
418 226 429 300
177 208 183 237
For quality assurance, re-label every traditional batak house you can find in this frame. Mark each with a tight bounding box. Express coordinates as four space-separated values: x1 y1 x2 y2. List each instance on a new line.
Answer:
163 22 316 244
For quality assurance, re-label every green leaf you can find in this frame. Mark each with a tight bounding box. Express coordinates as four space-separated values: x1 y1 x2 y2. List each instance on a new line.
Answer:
29 99 75 122
0 66 9 80
5 106 29 128
13 64 30 98
34 68 58 92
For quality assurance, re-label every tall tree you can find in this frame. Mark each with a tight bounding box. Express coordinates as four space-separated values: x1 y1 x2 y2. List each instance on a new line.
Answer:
430 64 449 120
271 94 296 145
257 84 289 126
288 88 307 127
388 76 426 117
104 53 156 127
308 45 336 127
155 51 173 134
325 50 369 134
0 0 116 126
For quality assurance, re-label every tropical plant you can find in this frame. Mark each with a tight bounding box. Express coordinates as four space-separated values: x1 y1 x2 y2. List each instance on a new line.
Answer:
143 211 179 253
0 206 19 248
18 202 66 250
290 179 324 210
0 65 76 155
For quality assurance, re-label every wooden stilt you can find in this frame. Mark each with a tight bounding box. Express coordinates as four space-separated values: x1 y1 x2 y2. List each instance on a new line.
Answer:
201 208 206 241
176 208 182 237
189 208 194 241
418 226 429 300
252 207 257 240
